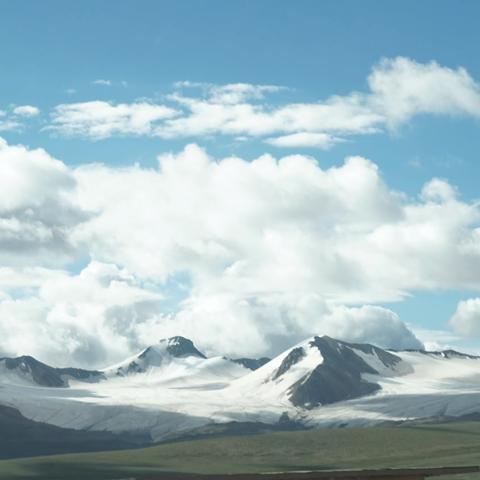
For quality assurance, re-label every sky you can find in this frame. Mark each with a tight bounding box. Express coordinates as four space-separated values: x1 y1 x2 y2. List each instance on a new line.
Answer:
1 0 480 367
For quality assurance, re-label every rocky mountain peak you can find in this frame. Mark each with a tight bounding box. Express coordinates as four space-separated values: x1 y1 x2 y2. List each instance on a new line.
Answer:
160 336 206 359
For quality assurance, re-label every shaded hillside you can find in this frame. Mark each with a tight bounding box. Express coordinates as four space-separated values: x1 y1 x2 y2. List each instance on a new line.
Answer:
0 405 149 459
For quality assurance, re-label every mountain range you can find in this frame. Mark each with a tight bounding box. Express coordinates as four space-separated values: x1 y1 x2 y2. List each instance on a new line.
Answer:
1 335 480 456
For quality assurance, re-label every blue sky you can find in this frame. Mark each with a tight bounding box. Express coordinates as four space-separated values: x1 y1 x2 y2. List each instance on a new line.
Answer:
2 1 479 193
1 1 480 364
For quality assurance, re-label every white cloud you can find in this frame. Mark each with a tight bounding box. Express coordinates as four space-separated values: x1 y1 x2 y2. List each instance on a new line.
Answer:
92 79 128 88
0 119 20 132
73 144 480 302
0 266 66 290
421 177 457 202
135 294 422 359
48 101 178 139
265 132 342 149
0 138 89 266
368 57 480 126
0 262 163 366
207 83 284 104
92 79 112 86
0 105 38 131
322 304 423 350
13 105 40 117
48 57 480 145
0 110 20 132
156 90 381 140
173 81 283 104
0 274 422 366
450 298 480 338
410 325 467 353
3 140 480 365
162 58 480 141
72 145 403 293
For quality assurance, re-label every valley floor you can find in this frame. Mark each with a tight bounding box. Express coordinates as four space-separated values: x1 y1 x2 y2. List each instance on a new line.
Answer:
1 422 480 480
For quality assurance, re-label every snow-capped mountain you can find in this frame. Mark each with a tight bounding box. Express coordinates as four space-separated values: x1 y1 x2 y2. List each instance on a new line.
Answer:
0 355 104 387
229 335 411 409
104 336 207 377
1 335 480 443
101 336 255 390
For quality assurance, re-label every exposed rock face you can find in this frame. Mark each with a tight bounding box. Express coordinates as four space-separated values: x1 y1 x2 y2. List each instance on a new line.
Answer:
272 347 306 380
285 336 404 408
1 356 67 387
161 336 206 359
231 357 271 371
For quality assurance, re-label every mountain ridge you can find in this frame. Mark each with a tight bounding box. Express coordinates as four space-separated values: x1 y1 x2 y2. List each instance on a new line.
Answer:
0 355 104 387
1 334 479 444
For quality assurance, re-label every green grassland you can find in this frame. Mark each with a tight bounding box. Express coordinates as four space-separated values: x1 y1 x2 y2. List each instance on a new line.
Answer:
1 422 480 480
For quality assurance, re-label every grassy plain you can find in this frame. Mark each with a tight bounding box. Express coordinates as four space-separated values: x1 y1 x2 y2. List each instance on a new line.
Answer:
1 422 480 480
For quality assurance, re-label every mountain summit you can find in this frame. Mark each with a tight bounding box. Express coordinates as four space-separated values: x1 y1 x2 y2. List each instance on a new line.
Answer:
230 335 411 409
159 336 207 359
276 335 409 407
105 336 206 377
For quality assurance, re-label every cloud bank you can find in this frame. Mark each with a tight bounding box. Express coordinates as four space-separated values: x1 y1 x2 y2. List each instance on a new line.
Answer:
2 138 480 366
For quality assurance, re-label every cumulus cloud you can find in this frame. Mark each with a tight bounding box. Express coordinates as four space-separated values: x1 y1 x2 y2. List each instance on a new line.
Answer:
72 145 405 296
47 57 480 147
12 105 40 117
73 144 480 301
0 138 89 266
0 272 422 366
0 262 163 367
139 294 422 358
450 298 480 337
411 326 465 352
368 57 480 126
321 305 423 350
4 140 480 365
0 266 66 290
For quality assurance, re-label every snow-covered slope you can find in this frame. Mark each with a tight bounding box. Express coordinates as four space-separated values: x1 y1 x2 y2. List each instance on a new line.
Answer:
0 335 480 442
